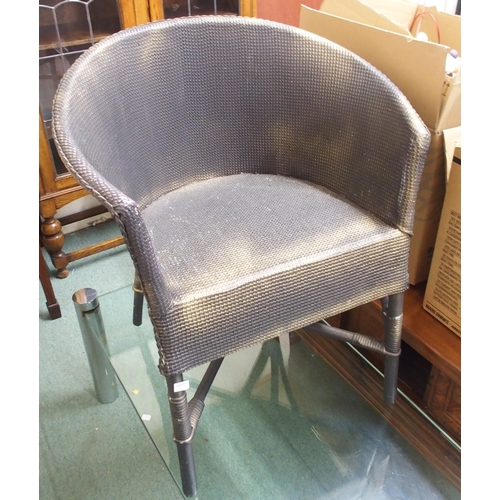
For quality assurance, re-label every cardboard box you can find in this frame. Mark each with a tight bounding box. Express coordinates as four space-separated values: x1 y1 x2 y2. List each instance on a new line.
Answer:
300 0 461 131
410 127 460 284
299 0 461 283
423 147 461 336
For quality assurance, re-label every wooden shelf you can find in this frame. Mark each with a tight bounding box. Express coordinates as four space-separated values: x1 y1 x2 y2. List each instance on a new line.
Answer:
39 27 117 51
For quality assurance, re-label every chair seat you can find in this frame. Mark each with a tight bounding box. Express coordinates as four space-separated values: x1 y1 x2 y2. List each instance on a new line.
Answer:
142 173 409 374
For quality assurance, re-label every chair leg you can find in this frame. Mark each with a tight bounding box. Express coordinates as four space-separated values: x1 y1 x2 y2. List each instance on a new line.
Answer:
132 271 144 326
381 292 404 405
166 374 197 497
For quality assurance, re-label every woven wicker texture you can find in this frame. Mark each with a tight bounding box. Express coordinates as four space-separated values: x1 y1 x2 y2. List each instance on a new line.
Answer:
53 16 430 376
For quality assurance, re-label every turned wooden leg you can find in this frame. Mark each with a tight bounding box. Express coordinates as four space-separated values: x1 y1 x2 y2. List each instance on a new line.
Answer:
40 217 70 278
39 244 62 319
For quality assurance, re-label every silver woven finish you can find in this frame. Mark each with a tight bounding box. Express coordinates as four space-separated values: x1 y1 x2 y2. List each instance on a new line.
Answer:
53 16 430 376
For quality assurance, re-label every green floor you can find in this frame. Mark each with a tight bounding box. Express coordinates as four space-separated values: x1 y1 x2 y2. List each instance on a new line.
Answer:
39 220 460 499
39 222 181 500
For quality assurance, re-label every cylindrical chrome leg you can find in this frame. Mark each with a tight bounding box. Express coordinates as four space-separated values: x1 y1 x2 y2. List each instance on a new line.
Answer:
72 288 119 404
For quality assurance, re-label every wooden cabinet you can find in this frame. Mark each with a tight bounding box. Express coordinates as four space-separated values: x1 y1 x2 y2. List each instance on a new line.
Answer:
39 0 256 278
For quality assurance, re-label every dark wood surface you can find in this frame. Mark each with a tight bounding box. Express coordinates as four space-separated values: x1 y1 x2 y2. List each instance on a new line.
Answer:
299 283 461 489
299 329 461 490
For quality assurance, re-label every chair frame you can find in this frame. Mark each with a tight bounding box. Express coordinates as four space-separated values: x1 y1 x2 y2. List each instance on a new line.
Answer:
52 15 430 497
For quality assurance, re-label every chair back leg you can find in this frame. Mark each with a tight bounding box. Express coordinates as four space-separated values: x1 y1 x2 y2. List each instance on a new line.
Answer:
381 292 404 404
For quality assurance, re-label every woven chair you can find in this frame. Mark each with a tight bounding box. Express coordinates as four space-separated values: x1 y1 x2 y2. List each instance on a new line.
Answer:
52 15 430 496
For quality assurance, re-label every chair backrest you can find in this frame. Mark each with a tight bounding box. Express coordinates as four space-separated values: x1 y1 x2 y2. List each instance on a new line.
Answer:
53 15 429 235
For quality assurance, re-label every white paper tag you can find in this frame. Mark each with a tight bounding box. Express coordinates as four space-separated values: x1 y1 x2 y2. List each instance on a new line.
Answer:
173 380 190 393
141 414 152 421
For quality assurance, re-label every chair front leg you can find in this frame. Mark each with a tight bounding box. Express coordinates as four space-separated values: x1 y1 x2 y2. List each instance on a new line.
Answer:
381 292 404 404
166 374 197 497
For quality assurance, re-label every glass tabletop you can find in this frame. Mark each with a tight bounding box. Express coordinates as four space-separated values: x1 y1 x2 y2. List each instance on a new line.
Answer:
87 284 460 500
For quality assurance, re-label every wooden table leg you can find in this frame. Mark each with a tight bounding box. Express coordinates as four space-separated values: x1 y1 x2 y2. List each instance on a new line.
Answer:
39 245 62 319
